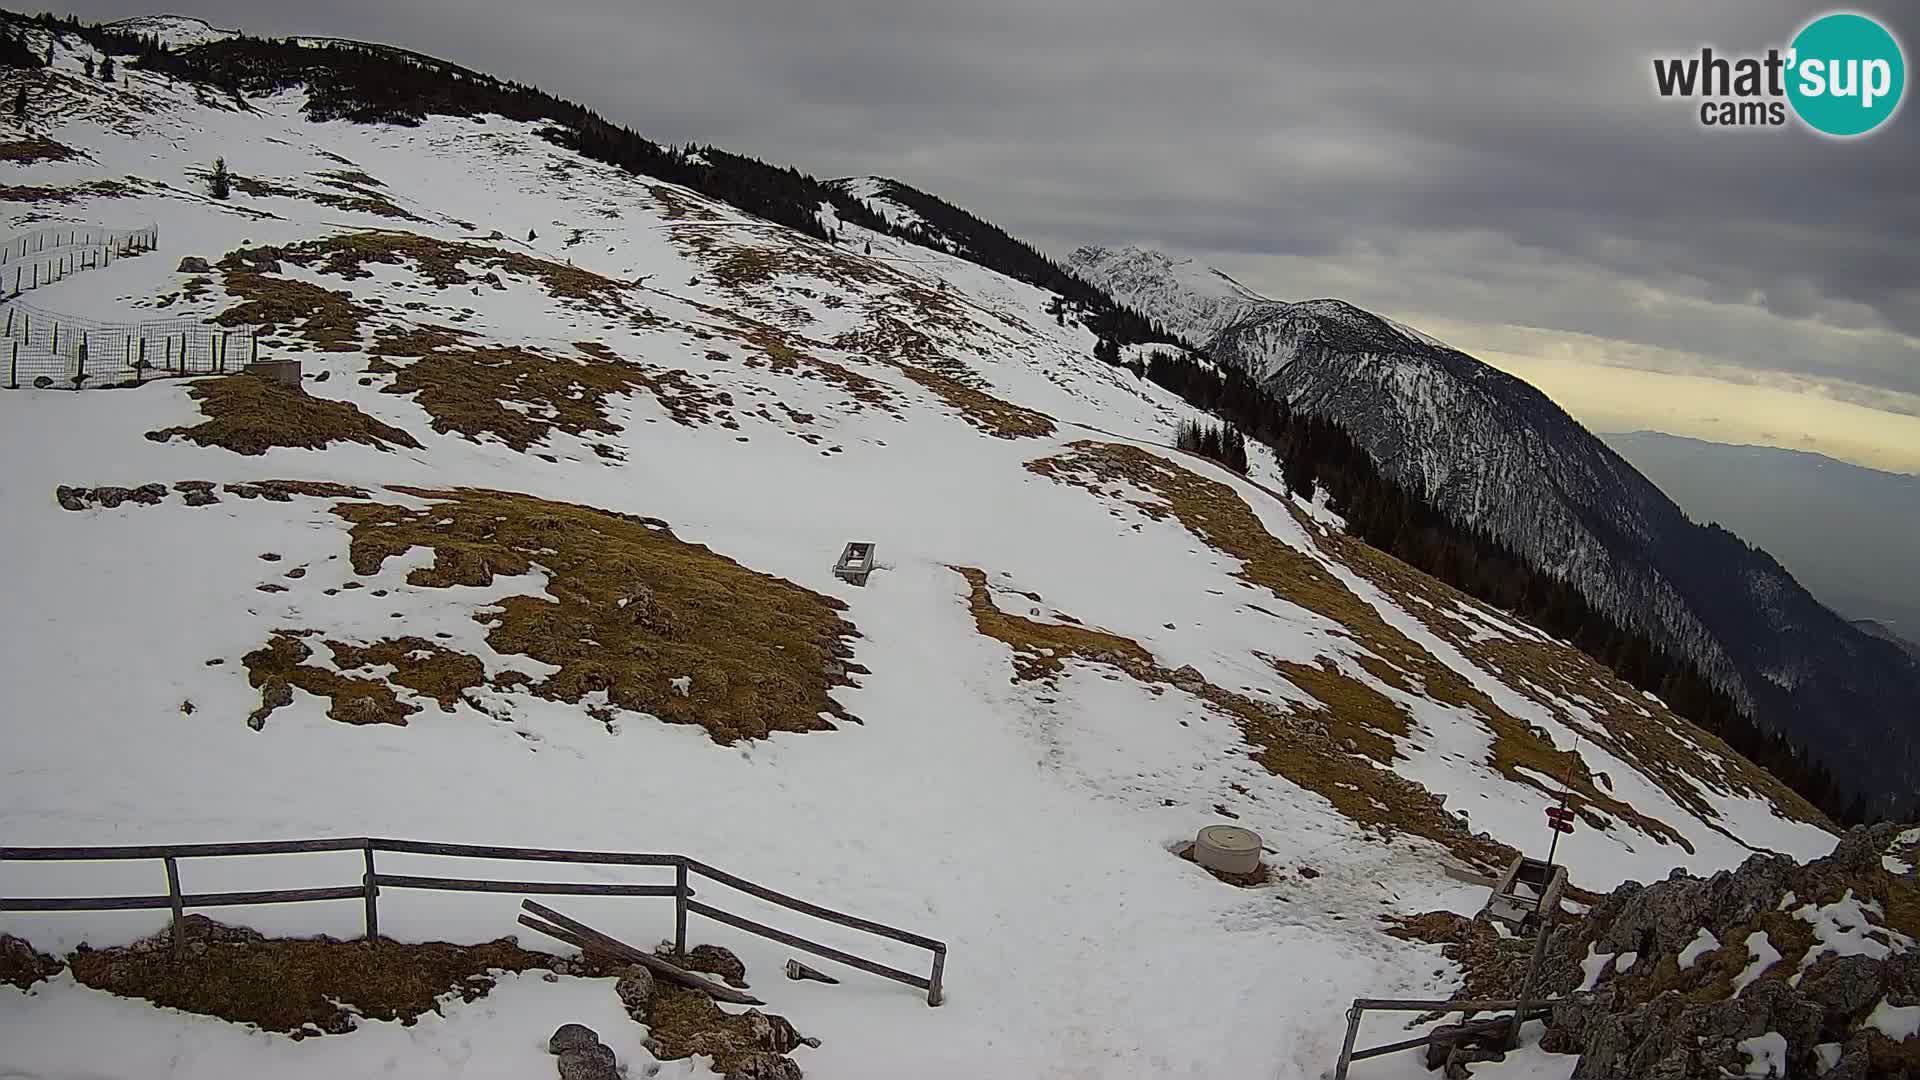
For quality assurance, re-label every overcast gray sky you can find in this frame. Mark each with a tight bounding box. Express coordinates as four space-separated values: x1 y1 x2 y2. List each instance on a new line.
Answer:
61 0 1920 468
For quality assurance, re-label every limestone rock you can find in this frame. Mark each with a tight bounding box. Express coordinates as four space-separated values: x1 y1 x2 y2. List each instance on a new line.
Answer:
615 964 655 1016
555 1044 617 1080
548 1023 601 1055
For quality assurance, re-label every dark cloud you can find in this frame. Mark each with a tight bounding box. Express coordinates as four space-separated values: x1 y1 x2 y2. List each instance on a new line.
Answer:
61 0 1920 395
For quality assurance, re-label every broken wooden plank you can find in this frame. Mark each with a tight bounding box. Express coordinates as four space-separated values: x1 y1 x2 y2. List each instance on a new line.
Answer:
519 900 764 1006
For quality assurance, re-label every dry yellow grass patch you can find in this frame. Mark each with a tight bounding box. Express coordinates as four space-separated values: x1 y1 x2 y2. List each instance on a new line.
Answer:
146 374 422 456
337 487 861 742
647 184 724 221
243 631 417 729
572 341 736 428
285 231 635 313
679 299 897 414
67 916 551 1035
367 326 651 452
230 174 421 221
325 637 488 711
1324 529 1829 831
216 246 370 351
1026 441 1693 853
954 565 1512 870
835 314 1055 439
663 217 1049 437
0 136 79 163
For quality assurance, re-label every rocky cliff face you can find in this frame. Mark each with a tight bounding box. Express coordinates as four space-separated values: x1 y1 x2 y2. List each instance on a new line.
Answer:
1068 244 1920 816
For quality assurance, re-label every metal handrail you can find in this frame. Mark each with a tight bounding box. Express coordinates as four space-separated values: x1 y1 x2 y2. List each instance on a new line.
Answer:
1 836 947 1005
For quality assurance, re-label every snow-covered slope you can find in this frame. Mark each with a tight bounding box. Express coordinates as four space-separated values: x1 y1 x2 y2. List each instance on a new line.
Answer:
1069 242 1920 819
1067 243 1273 341
101 13 238 48
0 23 1840 1080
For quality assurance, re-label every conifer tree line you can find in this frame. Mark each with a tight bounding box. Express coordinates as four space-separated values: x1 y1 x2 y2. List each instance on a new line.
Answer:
1173 418 1249 474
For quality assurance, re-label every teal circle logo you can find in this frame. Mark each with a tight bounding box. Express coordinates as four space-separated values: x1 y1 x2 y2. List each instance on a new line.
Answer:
1787 12 1905 136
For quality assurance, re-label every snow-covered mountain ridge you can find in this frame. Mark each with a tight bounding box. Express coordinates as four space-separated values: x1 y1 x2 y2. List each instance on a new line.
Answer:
0 16 1855 1079
1069 242 1920 819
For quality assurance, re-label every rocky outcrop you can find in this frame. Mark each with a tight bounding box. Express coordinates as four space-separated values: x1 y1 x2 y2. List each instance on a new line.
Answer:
1409 825 1920 1077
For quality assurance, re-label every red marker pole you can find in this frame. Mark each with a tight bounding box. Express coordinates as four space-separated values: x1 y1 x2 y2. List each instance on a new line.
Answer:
1545 736 1582 866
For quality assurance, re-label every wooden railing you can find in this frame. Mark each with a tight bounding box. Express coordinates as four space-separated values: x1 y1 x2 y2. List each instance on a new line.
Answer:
0 837 946 1005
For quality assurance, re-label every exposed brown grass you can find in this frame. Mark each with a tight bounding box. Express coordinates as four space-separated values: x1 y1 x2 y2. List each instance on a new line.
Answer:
835 314 1056 439
687 301 896 413
335 487 862 742
647 184 723 221
953 564 1512 870
145 374 422 456
645 985 814 1073
0 136 80 163
243 631 417 729
573 341 736 428
0 183 77 203
315 169 385 189
0 934 64 990
216 246 369 351
275 231 634 313
326 637 487 711
66 916 551 1034
1324 529 1830 832
230 174 421 221
368 326 652 452
1024 441 1693 858
1383 911 1519 1003
0 179 133 202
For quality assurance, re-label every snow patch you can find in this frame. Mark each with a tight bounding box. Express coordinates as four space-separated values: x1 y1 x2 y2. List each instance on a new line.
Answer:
1678 927 1721 970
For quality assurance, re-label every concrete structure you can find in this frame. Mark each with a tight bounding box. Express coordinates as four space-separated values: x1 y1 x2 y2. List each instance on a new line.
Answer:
1193 824 1262 875
243 358 302 389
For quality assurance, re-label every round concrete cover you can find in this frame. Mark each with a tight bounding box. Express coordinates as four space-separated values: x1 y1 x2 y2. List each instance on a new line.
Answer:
1197 825 1261 853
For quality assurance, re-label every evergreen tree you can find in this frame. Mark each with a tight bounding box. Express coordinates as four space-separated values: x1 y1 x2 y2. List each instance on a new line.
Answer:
11 86 24 123
208 156 230 200
44 42 52 66
83 54 93 77
98 54 114 80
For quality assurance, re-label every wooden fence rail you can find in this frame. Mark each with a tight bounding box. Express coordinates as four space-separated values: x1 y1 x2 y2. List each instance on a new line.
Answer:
0 837 946 1005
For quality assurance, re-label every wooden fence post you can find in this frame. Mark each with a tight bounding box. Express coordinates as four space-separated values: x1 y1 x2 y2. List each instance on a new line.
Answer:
674 860 689 956
8 341 17 390
251 331 259 364
362 842 379 944
164 856 186 960
4 307 11 337
928 947 946 1006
